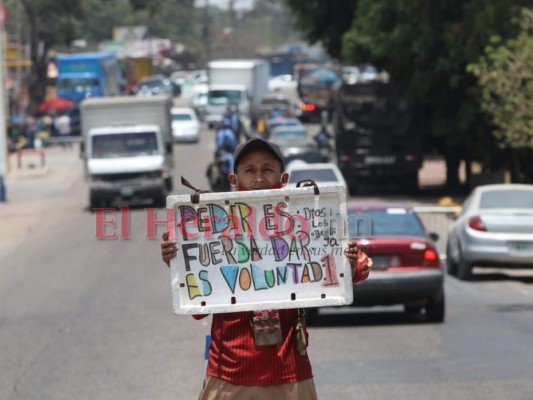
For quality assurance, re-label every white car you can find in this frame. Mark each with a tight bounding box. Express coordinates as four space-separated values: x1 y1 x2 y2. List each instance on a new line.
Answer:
285 160 347 190
171 107 200 143
268 74 297 92
446 184 533 280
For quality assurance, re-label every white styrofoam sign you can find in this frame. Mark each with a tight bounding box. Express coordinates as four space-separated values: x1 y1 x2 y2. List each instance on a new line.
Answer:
167 185 352 315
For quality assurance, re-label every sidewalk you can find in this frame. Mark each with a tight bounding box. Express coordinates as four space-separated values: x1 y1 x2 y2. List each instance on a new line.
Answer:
0 144 83 254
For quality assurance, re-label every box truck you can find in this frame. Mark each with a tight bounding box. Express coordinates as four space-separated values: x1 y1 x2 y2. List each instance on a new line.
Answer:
205 59 270 128
80 96 174 208
56 52 122 104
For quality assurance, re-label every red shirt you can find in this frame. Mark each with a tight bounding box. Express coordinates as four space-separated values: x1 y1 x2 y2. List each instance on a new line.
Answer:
204 309 313 386
196 252 370 386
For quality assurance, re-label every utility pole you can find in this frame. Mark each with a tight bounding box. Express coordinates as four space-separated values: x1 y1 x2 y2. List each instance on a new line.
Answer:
0 0 8 202
203 0 211 63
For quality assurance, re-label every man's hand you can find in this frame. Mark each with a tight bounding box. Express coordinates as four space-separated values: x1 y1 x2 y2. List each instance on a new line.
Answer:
344 240 372 283
161 231 178 268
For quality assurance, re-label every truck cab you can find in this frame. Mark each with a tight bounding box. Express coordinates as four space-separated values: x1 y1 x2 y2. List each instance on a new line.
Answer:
86 124 173 208
204 84 249 128
80 95 174 208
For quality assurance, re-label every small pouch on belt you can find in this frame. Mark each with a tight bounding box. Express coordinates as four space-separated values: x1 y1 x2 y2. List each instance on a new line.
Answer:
252 309 283 347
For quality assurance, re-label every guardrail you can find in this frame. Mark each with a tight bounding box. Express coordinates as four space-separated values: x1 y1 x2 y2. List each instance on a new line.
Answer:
413 206 461 257
45 136 81 145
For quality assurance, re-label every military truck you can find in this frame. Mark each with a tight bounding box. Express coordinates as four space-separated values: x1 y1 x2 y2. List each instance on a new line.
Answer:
333 82 423 194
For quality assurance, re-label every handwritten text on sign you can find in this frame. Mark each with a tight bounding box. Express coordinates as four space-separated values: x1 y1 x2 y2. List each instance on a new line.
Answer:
168 186 352 314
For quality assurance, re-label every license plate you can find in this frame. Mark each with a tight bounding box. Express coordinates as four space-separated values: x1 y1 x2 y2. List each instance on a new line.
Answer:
120 187 134 197
509 242 533 253
370 255 389 270
365 156 396 165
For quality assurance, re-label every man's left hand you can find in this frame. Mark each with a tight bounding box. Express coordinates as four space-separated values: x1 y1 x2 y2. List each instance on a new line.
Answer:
344 240 372 283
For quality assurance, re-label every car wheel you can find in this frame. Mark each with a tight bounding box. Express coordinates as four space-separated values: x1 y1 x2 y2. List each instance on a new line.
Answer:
155 194 167 208
446 243 458 276
404 305 422 314
425 293 445 323
405 173 419 195
89 194 102 211
305 308 319 326
348 183 358 196
457 251 473 281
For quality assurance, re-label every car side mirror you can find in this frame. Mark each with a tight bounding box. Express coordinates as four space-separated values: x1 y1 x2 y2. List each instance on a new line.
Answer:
429 232 439 242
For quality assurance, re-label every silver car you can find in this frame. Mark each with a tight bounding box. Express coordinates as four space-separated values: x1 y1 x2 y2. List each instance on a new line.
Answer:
446 184 533 280
269 125 321 164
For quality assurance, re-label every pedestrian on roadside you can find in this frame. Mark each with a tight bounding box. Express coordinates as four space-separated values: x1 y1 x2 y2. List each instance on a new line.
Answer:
54 111 72 148
23 116 37 149
160 137 372 400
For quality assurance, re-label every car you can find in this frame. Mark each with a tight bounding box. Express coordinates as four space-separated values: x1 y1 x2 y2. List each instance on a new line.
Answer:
265 117 303 138
285 160 347 190
268 74 297 92
269 125 322 164
171 107 200 143
136 74 175 97
259 93 301 120
189 83 208 119
446 184 533 280
308 202 445 323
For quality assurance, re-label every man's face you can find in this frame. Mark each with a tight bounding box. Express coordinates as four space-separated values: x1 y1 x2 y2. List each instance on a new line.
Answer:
230 149 288 190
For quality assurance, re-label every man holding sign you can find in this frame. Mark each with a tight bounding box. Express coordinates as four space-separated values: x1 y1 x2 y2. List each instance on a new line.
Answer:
161 138 372 400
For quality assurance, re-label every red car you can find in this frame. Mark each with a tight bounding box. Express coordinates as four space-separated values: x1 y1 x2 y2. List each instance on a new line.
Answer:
309 202 445 323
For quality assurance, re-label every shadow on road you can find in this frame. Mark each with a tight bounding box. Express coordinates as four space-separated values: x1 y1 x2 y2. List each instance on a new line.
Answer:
465 270 533 284
307 309 433 328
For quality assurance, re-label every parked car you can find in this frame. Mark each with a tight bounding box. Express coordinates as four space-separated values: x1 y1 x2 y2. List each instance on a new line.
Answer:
446 184 533 280
285 160 347 190
269 125 322 164
308 202 445 323
171 107 200 143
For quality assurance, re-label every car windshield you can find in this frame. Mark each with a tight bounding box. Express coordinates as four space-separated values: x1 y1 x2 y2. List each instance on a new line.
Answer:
208 90 242 105
139 79 167 89
91 132 159 158
271 129 306 139
270 119 300 127
479 190 533 209
289 169 338 183
348 208 426 238
57 78 99 92
172 113 193 121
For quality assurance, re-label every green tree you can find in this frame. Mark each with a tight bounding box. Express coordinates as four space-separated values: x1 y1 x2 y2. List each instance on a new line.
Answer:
4 0 84 113
285 0 529 190
342 0 529 189
284 0 358 58
468 8 533 182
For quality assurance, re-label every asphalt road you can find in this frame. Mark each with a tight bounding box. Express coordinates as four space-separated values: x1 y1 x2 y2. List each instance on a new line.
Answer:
1 125 533 400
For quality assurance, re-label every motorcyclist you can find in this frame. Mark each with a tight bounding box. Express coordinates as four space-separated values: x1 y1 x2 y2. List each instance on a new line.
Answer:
313 111 332 161
206 147 232 192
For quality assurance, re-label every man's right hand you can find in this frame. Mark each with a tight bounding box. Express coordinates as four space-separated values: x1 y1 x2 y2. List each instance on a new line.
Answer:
161 231 178 268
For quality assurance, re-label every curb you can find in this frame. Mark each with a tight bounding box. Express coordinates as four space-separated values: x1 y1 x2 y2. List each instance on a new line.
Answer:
6 166 51 181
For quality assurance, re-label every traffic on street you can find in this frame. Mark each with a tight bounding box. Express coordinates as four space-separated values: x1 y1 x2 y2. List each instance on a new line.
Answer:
1 2 532 399
1 121 533 400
